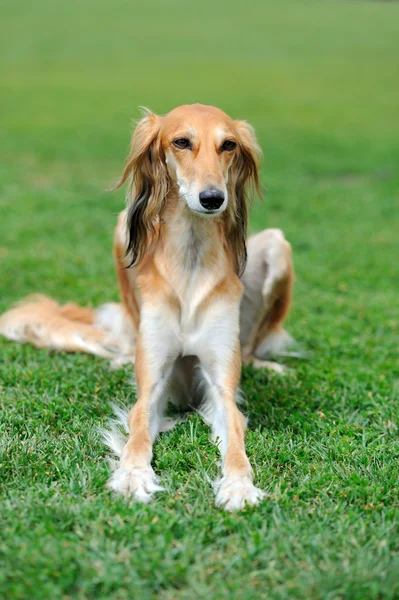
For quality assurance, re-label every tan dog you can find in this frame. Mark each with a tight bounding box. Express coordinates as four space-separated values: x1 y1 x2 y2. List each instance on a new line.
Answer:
0 104 294 510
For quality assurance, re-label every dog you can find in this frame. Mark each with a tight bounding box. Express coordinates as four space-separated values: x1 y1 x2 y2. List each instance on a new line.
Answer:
0 104 294 510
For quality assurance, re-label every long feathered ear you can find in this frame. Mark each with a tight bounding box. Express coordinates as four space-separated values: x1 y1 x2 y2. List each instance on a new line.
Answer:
227 120 262 276
115 109 169 267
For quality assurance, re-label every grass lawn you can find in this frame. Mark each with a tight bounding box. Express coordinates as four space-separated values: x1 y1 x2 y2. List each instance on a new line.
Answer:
1 0 399 598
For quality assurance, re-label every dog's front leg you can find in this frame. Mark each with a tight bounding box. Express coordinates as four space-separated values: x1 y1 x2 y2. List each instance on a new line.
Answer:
199 346 265 511
108 321 179 502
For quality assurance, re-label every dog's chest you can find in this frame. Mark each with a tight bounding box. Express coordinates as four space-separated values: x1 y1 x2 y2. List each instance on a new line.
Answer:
178 304 209 356
168 269 228 356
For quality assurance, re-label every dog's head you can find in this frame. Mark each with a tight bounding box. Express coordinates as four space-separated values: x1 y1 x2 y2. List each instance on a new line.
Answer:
116 104 261 274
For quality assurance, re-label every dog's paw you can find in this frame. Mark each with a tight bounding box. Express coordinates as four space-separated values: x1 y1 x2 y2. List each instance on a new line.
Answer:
107 466 164 503
251 359 288 374
215 476 265 511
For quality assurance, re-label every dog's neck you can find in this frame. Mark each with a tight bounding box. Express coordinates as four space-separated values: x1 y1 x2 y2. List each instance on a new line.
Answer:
163 193 225 263
150 191 231 301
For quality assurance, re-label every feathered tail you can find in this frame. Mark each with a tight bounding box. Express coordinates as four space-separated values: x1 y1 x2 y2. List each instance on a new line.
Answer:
0 295 135 365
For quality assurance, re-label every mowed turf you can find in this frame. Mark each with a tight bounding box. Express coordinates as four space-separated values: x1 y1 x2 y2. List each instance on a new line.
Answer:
1 1 399 598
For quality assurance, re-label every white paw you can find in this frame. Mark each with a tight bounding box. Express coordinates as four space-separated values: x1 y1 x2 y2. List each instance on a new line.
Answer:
251 359 287 374
107 466 164 503
215 476 266 511
109 354 135 370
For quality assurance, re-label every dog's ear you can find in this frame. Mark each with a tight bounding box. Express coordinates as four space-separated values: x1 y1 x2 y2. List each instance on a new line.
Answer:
115 109 169 267
227 120 262 276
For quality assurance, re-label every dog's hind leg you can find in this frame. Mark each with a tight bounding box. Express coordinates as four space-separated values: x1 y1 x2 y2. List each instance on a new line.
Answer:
240 228 294 371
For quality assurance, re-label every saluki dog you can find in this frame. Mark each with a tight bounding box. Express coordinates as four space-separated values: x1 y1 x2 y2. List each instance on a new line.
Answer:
0 104 294 510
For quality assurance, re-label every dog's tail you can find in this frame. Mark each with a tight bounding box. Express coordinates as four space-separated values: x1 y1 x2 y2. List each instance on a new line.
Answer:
0 295 135 364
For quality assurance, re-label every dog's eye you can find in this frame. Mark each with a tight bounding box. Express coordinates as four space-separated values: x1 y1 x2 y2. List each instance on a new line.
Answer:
173 138 191 150
221 140 237 152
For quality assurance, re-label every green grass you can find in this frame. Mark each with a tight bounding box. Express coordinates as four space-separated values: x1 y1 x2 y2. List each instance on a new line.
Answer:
1 0 399 598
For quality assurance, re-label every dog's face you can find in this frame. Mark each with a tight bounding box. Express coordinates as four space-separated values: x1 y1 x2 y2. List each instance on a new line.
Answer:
117 104 261 272
162 105 240 216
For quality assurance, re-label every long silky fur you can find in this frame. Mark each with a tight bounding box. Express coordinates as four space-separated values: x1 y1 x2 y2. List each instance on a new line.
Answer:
99 403 130 468
226 120 262 276
114 109 170 268
125 178 153 268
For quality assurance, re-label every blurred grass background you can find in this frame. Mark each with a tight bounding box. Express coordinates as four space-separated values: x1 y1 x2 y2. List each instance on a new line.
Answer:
1 1 399 598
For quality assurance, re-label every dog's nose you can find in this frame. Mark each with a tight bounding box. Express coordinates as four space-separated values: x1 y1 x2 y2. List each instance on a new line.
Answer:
199 189 225 210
